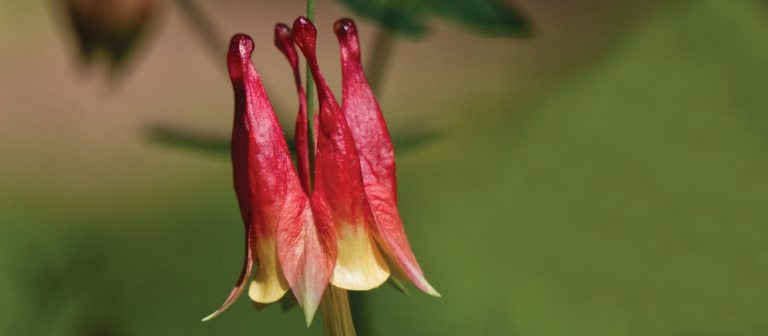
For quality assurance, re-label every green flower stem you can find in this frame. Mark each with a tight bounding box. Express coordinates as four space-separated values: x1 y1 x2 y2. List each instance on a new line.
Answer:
305 0 316 176
321 286 357 336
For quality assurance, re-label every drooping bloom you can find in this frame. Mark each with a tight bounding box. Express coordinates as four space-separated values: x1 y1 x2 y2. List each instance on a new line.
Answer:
205 16 438 325
202 33 321 322
62 0 158 72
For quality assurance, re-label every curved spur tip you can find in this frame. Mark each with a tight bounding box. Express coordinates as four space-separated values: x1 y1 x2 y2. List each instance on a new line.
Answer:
201 311 218 322
274 23 292 45
292 16 316 42
229 33 254 59
333 18 356 38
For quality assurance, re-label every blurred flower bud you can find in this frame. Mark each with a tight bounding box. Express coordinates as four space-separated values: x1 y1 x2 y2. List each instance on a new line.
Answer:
62 0 159 74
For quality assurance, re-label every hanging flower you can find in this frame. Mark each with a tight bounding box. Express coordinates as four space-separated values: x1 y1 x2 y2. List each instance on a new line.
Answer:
204 16 438 325
62 0 158 73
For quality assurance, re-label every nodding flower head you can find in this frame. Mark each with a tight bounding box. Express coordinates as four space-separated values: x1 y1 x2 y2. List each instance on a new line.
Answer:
204 17 439 326
63 0 158 72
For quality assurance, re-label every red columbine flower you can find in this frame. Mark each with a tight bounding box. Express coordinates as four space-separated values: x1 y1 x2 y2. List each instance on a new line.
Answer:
202 32 333 324
204 16 438 325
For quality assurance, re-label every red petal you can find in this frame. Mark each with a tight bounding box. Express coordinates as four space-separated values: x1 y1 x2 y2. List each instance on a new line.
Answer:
276 191 335 326
274 24 311 193
206 33 313 319
334 19 439 297
293 17 390 292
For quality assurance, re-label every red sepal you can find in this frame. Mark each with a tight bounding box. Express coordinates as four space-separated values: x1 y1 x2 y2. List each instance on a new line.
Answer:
293 17 389 292
334 19 439 297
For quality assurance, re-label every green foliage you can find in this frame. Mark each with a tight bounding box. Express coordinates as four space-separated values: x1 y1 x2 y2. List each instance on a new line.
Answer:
337 0 530 37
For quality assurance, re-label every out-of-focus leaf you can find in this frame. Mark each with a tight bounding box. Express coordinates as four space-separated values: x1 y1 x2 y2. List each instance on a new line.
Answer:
145 123 440 158
391 129 441 153
423 0 530 36
339 0 427 37
145 124 230 156
146 123 298 157
337 0 530 37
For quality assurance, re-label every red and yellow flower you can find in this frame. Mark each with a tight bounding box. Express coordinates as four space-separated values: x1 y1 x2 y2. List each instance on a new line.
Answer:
204 17 439 324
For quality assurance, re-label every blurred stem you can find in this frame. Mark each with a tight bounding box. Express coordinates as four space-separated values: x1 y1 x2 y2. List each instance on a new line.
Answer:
366 29 396 94
173 0 226 69
321 287 357 336
174 0 291 114
306 0 316 172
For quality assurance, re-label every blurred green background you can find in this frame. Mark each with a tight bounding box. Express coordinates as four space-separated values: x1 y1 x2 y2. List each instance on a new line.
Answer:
2 0 768 335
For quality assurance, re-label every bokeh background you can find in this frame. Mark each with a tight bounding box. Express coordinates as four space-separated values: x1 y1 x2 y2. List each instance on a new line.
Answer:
2 0 768 335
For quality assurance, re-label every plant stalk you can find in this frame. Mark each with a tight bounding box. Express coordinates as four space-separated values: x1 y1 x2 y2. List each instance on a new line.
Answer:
321 286 357 336
305 0 316 174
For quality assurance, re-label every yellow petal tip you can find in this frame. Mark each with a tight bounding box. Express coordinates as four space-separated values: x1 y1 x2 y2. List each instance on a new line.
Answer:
420 279 441 298
201 311 218 322
425 284 441 298
301 296 320 327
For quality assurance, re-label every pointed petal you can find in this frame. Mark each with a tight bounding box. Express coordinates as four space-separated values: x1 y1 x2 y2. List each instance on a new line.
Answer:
277 193 336 326
274 26 336 323
334 19 439 297
202 227 254 322
367 190 440 296
293 17 390 292
275 24 312 193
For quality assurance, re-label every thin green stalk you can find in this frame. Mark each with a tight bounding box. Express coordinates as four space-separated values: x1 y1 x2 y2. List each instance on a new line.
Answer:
305 0 316 174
